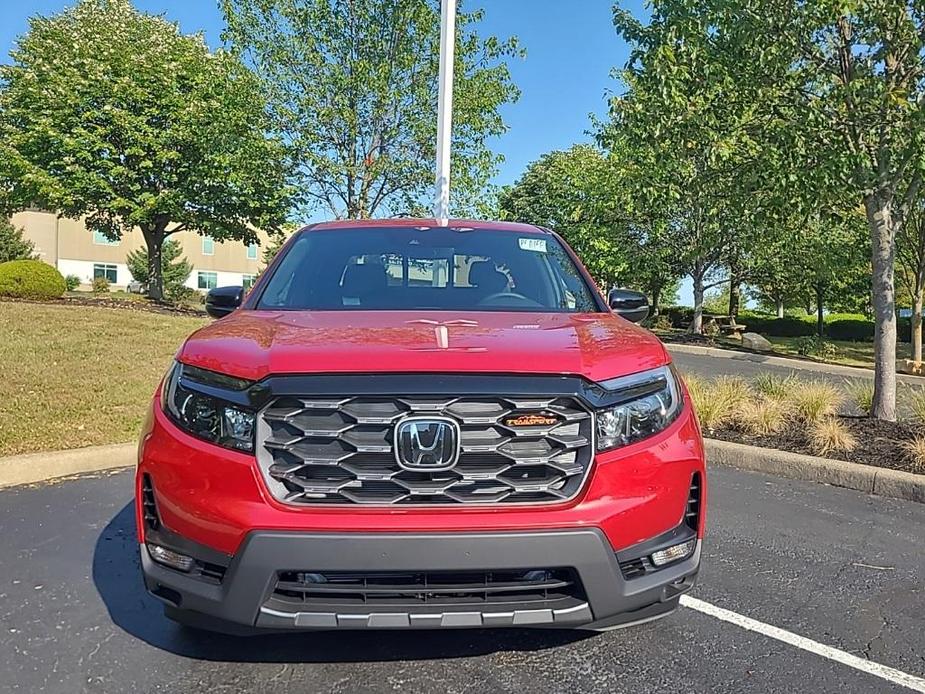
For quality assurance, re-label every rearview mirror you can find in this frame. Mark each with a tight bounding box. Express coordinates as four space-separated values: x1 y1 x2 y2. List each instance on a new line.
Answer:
205 286 244 319
608 288 649 324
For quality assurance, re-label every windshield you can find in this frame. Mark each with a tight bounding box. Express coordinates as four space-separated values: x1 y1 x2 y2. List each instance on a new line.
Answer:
256 226 602 313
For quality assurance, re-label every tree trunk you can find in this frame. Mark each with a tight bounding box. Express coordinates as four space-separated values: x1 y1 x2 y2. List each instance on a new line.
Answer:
913 289 923 364
141 225 167 302
728 277 741 319
775 296 785 319
815 283 825 338
864 192 898 421
650 284 662 316
691 268 705 334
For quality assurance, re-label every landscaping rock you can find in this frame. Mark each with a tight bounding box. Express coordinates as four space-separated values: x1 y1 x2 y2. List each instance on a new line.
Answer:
742 332 773 352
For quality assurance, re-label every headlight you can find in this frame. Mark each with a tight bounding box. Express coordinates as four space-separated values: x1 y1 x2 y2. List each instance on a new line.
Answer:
161 361 256 453
595 365 683 451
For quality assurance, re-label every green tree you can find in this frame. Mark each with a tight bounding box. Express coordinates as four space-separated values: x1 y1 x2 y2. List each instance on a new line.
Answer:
0 0 291 301
126 240 193 301
221 0 521 219
897 200 925 363
0 218 35 263
665 0 925 417
599 18 766 334
499 145 629 287
606 0 925 420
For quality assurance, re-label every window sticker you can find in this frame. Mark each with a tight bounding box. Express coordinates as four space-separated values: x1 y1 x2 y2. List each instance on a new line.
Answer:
518 237 547 253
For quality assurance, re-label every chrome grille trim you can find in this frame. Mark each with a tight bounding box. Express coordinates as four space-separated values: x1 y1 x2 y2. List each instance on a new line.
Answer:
256 394 594 506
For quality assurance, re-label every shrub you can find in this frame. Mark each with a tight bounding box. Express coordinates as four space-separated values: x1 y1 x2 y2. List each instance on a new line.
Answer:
738 399 789 436
900 436 925 474
825 315 874 341
91 276 110 294
642 313 673 332
752 373 797 401
0 218 36 263
685 376 725 431
809 418 858 457
687 375 751 432
845 380 874 416
166 284 199 304
64 274 81 291
0 259 66 300
737 311 816 337
795 335 840 359
791 380 845 424
126 240 192 301
908 388 925 426
713 376 752 412
663 305 694 328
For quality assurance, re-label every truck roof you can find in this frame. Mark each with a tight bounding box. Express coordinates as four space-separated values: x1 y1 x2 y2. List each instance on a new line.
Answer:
305 218 551 234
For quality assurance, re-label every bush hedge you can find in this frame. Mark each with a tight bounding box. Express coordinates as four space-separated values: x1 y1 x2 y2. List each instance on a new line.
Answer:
0 260 66 300
737 311 817 337
663 307 915 342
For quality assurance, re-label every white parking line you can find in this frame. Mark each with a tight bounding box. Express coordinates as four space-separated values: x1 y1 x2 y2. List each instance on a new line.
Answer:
680 595 925 692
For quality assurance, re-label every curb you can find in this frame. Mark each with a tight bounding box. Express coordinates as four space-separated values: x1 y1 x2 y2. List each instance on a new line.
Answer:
666 343 925 384
705 438 925 504
0 442 135 489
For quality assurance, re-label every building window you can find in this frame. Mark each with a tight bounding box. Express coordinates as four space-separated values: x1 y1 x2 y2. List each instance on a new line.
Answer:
93 264 118 283
197 271 218 290
202 236 214 256
242 274 257 290
246 243 258 260
92 230 119 246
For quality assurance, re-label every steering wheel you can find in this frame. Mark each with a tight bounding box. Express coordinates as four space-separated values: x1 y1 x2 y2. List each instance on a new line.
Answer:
477 291 544 308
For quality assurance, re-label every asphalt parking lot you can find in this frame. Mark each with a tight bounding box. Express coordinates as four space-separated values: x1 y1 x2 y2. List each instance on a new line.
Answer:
1 465 923 694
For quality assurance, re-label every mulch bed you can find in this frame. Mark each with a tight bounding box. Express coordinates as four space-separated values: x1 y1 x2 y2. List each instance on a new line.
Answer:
0 296 206 317
709 416 921 475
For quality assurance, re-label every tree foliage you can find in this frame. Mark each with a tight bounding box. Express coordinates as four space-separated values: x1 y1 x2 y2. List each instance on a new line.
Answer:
603 0 925 420
126 239 193 302
0 218 35 264
897 200 925 362
498 145 627 287
600 4 774 332
221 0 521 219
0 0 291 300
499 145 683 307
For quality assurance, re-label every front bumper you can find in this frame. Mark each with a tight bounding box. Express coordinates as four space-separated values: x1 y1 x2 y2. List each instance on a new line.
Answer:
141 527 700 631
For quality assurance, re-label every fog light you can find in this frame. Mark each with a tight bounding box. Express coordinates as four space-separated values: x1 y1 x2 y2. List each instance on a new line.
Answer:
650 538 696 567
147 543 194 572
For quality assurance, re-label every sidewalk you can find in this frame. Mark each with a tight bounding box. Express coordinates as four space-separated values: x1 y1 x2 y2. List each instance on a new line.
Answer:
666 343 925 385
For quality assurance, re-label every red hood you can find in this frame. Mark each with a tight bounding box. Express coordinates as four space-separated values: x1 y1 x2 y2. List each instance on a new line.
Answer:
177 310 669 383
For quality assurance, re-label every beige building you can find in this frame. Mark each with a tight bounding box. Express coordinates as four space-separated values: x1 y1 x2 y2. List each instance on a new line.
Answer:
11 210 271 291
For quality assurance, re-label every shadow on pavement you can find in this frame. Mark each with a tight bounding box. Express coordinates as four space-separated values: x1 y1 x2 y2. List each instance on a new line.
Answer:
92 502 590 662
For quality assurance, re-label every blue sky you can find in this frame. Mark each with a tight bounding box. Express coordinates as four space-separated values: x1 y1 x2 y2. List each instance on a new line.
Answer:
0 1 636 187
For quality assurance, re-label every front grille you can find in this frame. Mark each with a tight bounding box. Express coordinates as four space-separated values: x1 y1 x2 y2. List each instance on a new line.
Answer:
268 568 585 610
256 395 593 505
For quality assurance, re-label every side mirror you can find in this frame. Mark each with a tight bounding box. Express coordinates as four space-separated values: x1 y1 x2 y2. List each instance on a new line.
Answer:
205 286 243 319
608 288 649 324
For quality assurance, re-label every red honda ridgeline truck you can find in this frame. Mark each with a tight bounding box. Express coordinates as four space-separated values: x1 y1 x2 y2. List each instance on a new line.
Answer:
136 219 705 633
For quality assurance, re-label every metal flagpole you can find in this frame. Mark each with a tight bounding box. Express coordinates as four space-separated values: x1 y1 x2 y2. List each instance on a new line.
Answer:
434 0 456 226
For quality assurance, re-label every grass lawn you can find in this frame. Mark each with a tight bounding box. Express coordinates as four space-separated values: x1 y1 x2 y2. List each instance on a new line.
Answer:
0 301 208 457
759 336 912 371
